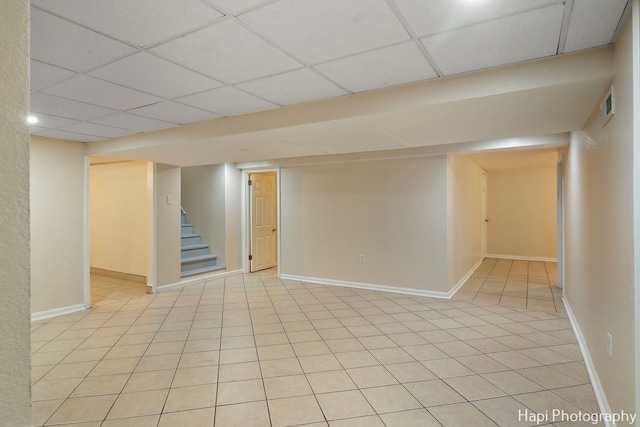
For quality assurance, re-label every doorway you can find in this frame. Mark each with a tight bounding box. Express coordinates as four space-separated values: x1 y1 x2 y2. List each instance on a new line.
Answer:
248 172 278 272
88 157 153 306
481 170 488 259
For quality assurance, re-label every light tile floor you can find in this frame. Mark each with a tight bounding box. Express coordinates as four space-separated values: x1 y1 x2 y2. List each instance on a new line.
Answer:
91 274 148 307
32 259 601 426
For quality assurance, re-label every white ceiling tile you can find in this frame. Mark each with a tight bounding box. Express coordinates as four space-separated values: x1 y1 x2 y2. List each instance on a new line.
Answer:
37 129 105 142
43 75 163 111
316 42 437 93
31 0 222 47
28 113 80 129
422 4 564 76
563 0 629 53
60 122 133 138
205 0 268 15
89 52 223 99
393 0 559 37
30 8 135 72
128 101 222 125
30 93 116 121
176 86 279 116
91 112 175 133
238 68 348 106
151 19 302 84
30 60 76 91
240 0 410 64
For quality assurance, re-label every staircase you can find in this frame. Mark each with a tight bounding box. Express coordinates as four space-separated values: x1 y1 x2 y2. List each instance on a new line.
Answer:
181 210 224 277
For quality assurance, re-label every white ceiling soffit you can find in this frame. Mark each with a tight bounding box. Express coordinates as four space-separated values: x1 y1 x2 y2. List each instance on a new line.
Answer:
29 0 629 151
85 46 613 166
466 147 562 171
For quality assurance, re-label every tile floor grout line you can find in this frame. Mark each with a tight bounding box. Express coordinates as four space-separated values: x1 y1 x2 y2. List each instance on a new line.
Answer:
497 258 515 306
31 260 602 426
251 272 276 427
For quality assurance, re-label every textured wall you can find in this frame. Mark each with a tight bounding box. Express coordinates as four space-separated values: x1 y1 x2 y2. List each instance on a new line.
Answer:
487 167 558 259
565 14 635 416
156 164 182 286
31 136 87 314
280 156 449 292
90 161 149 277
0 0 32 424
447 155 484 287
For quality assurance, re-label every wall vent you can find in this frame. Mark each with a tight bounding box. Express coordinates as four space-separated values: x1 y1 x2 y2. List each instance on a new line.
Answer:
600 86 615 127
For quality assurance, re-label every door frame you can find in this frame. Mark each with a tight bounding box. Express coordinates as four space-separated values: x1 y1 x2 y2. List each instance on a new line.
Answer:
557 155 565 291
241 168 280 275
480 170 488 259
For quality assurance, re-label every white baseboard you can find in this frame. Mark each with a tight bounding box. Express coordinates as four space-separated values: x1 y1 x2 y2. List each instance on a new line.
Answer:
281 259 483 301
562 296 613 427
487 254 558 262
448 259 483 298
31 303 87 322
279 274 452 299
156 269 242 293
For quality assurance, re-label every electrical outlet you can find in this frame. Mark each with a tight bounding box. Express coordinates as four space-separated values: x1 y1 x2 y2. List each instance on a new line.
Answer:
607 332 613 358
359 254 366 263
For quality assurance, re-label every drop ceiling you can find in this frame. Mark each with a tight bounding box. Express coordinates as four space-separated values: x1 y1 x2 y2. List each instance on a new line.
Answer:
29 0 630 163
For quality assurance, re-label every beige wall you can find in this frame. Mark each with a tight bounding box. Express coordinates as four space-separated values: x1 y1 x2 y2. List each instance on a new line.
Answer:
0 0 31 423
90 161 149 277
155 163 181 286
31 137 87 313
487 167 557 259
447 155 484 287
181 164 226 266
565 13 635 416
224 164 243 271
280 156 449 292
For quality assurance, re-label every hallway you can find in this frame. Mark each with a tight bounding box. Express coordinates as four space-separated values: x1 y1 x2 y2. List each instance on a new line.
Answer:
91 274 148 308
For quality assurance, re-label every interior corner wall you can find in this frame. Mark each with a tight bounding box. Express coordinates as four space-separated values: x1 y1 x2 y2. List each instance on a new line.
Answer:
565 12 635 416
447 155 484 288
156 163 181 286
31 136 87 313
486 166 557 260
181 164 226 267
280 156 449 292
224 164 243 272
90 161 149 277
0 0 31 423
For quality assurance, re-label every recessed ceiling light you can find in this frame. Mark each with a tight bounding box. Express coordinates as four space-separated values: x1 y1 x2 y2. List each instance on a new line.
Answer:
27 115 39 124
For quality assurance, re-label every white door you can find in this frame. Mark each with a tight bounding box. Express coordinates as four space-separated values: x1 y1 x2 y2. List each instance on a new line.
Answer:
481 171 488 258
250 173 277 272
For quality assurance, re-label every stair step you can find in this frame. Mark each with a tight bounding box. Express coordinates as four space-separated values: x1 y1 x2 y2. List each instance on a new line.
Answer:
181 233 201 239
181 254 218 273
181 224 194 236
181 265 225 278
181 244 210 259
181 254 218 264
181 233 202 246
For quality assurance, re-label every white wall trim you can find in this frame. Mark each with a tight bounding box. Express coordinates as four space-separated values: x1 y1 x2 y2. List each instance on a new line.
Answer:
448 258 483 298
631 0 640 419
83 155 91 309
156 269 242 293
562 296 613 427
32 304 87 322
486 254 558 262
279 274 453 299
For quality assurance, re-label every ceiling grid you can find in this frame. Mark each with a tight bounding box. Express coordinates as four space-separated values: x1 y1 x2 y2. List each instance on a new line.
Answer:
28 0 629 144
